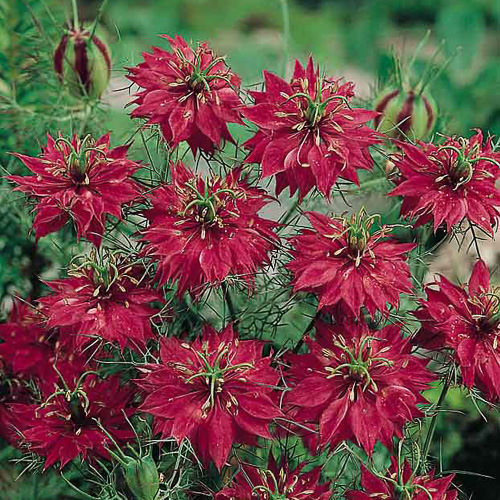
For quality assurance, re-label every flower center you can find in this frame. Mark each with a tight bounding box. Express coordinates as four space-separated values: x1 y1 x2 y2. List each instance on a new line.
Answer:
325 210 387 267
180 180 241 238
52 135 107 186
176 342 254 417
323 335 393 398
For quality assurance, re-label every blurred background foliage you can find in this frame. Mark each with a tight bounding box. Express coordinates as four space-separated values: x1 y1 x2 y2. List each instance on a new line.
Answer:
0 0 499 497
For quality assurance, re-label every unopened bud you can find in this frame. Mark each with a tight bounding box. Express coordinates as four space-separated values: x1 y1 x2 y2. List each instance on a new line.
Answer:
374 88 437 140
54 26 111 99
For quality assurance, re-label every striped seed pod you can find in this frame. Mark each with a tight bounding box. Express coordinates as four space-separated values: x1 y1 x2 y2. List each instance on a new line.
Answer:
54 26 111 99
374 88 437 140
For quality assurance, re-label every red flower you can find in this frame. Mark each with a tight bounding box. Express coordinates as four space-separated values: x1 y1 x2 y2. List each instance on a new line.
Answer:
243 56 380 200
8 133 141 246
287 211 415 316
346 459 457 500
39 254 161 352
12 364 135 469
136 324 281 470
127 35 243 155
414 260 500 401
285 318 434 454
389 130 500 235
141 162 278 296
216 455 331 499
0 299 56 382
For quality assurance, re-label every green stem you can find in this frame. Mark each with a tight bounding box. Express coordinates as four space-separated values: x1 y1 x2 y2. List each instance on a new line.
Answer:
71 0 79 29
279 0 290 78
88 0 110 42
221 282 237 325
421 372 452 472
280 195 300 226
469 222 482 260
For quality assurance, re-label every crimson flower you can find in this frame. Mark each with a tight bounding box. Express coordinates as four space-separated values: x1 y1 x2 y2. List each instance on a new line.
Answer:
243 56 380 199
39 253 161 352
12 366 135 469
216 455 331 500
141 162 278 296
389 130 500 234
136 324 281 470
8 133 141 246
346 459 457 500
0 299 56 383
127 34 243 154
414 260 500 401
287 210 415 316
285 318 434 454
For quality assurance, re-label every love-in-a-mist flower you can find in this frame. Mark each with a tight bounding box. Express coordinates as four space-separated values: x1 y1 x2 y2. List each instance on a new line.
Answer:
285 318 434 454
136 324 281 470
414 260 500 401
141 162 278 296
216 455 331 500
127 35 243 154
346 459 457 500
243 56 380 199
287 210 415 316
12 362 135 469
389 130 500 234
39 252 161 352
8 133 141 246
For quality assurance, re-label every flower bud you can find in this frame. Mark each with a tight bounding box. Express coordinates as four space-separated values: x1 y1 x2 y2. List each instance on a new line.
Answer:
374 87 437 140
122 454 160 500
54 26 111 99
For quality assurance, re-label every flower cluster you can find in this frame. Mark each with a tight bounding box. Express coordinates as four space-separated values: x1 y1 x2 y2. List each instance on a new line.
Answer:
6 28 498 499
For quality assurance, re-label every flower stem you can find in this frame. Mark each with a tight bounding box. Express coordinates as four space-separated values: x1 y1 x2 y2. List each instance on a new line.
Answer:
421 372 452 472
279 0 290 78
469 222 483 260
280 195 301 227
222 282 237 325
71 0 79 29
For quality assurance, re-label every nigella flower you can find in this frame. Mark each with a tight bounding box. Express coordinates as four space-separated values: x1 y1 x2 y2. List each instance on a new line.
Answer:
141 161 278 296
285 318 434 454
127 34 243 154
242 56 380 200
12 363 135 469
346 459 457 500
414 260 500 401
216 455 331 499
136 324 282 470
389 130 500 235
0 299 56 383
8 133 141 246
287 210 415 316
39 252 161 352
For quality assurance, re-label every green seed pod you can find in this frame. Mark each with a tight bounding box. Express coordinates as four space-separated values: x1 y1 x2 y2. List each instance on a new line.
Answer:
54 25 111 99
374 87 437 140
122 454 160 500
